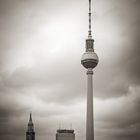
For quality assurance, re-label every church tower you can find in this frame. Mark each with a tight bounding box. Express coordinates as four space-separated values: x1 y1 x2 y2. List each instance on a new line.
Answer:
26 113 35 140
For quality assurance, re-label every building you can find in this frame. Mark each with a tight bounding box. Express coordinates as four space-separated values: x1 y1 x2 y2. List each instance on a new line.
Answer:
56 129 75 140
26 113 35 140
81 0 99 140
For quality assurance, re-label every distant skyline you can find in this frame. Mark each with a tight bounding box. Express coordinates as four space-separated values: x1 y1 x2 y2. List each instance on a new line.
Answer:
0 0 140 140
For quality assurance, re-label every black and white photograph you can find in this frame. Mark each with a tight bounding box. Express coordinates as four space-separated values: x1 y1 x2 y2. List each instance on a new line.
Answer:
0 0 140 140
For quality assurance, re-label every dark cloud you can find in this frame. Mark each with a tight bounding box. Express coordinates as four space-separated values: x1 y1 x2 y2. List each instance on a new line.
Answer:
94 86 140 140
93 0 140 98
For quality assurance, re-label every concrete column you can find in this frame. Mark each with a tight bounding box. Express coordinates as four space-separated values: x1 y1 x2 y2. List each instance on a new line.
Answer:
86 68 94 140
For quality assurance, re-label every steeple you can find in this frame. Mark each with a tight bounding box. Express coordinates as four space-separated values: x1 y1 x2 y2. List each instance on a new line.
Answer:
26 113 35 140
27 112 34 132
29 112 32 122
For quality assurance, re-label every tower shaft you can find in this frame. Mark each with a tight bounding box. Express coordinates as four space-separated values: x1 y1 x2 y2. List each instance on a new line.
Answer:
86 68 94 140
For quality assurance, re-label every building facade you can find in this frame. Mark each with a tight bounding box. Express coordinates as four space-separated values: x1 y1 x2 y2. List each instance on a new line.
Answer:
56 129 75 140
26 113 35 140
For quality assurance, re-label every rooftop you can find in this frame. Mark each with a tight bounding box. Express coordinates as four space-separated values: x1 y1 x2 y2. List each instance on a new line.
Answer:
57 129 74 134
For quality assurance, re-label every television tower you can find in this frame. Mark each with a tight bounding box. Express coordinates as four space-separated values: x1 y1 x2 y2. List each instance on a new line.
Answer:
81 0 99 140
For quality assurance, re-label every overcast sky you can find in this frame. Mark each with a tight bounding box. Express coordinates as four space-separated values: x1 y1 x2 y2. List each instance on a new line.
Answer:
0 0 140 140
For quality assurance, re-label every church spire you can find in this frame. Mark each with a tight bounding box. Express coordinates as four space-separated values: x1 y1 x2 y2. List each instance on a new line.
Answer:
26 113 35 140
27 112 34 132
29 112 32 122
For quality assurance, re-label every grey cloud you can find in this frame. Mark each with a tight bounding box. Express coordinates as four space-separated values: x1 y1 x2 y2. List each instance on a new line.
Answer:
95 86 140 140
93 0 140 98
0 0 140 140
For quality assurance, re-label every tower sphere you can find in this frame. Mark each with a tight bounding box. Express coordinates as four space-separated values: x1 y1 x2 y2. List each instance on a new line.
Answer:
81 51 99 69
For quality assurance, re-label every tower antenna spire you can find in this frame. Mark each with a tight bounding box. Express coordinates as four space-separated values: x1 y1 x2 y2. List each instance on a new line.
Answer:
88 0 92 38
